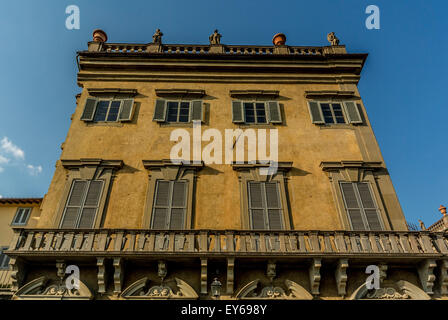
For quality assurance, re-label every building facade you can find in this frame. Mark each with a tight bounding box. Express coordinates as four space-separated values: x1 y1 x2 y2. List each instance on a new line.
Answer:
0 198 41 299
5 29 448 300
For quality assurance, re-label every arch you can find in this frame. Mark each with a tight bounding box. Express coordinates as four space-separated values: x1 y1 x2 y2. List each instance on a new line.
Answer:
235 279 313 300
120 277 198 300
349 280 430 300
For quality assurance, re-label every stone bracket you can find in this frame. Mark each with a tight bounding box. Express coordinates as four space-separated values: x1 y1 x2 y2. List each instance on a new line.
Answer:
227 258 235 295
438 260 448 295
113 257 125 296
335 259 348 297
9 257 26 292
201 258 207 295
418 259 436 295
97 257 108 294
309 258 321 296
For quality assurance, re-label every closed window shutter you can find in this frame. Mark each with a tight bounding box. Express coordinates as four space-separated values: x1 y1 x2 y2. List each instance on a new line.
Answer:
340 183 365 230
78 181 103 228
267 101 282 123
17 208 30 224
152 181 170 229
170 181 187 229
232 101 244 123
80 98 98 121
152 208 168 229
118 99 135 121
307 101 325 124
265 183 283 230
190 100 204 122
13 209 23 224
61 180 87 228
153 99 167 122
357 183 382 230
343 101 362 124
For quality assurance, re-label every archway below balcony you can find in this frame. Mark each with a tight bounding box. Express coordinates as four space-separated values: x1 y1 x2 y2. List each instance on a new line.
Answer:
120 277 198 299
235 279 313 299
349 280 430 300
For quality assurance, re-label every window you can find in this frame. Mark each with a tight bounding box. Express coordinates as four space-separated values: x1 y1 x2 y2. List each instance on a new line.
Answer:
151 180 188 229
12 208 31 226
80 98 135 122
153 99 203 123
0 247 9 270
340 182 383 231
248 181 283 230
308 101 362 124
232 101 281 124
60 179 104 229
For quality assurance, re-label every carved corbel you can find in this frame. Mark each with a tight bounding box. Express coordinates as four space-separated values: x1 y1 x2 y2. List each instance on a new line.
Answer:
97 257 108 294
379 263 388 284
227 258 235 295
158 260 167 282
438 260 448 295
9 257 26 292
335 259 348 297
113 257 124 295
309 258 321 296
200 258 207 295
267 260 276 282
418 259 437 295
56 260 66 282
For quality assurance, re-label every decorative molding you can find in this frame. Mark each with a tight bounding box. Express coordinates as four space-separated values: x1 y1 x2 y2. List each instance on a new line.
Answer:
305 90 360 99
113 257 124 295
350 280 430 300
335 259 348 296
61 158 124 170
229 90 279 98
200 258 207 295
157 260 167 282
121 277 198 300
418 259 437 295
235 279 313 300
97 257 107 294
155 89 206 98
9 257 25 292
227 258 234 295
87 88 138 96
309 258 321 296
320 161 383 172
266 260 276 282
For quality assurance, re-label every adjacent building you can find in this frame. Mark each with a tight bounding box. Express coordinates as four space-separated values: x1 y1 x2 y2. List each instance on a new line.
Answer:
4 29 448 300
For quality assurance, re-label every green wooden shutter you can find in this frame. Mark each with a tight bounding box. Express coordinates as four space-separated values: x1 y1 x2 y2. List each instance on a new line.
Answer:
248 182 266 229
152 181 170 229
118 98 135 121
78 181 103 228
153 99 167 122
340 183 365 230
343 101 362 124
232 101 244 123
190 100 204 122
267 101 282 123
307 101 325 124
61 180 87 228
265 182 283 230
356 183 382 230
80 98 98 121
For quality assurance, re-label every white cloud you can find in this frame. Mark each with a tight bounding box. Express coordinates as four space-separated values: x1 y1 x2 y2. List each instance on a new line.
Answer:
27 164 43 176
0 155 9 164
1 137 25 159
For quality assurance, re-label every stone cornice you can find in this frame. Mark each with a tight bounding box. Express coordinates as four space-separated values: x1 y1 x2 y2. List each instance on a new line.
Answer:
61 159 124 170
155 89 206 98
231 161 293 171
229 90 279 98
142 159 204 170
87 88 138 96
305 90 360 99
320 161 383 171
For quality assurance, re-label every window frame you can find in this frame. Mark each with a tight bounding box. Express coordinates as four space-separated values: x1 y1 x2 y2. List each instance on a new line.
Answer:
151 179 188 229
11 207 32 226
247 181 284 230
0 247 10 270
92 99 124 123
165 100 192 124
59 179 105 229
317 101 347 124
242 101 268 124
339 181 384 231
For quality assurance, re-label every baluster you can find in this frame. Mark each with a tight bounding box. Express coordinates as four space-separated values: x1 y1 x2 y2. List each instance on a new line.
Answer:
388 234 401 253
349 234 360 253
23 231 35 251
226 232 235 252
279 234 286 252
379 234 390 252
34 232 43 250
82 232 95 251
420 233 435 253
44 232 55 251
127 232 136 252
168 232 175 251
74 232 84 250
137 232 146 251
360 233 371 252
408 233 421 252
297 232 306 252
323 233 333 253
199 231 208 252
186 233 195 252
309 232 320 252
334 232 347 253
368 233 380 253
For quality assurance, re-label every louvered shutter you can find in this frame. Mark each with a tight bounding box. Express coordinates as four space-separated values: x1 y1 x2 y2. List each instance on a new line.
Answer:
152 181 170 229
78 181 103 228
265 183 283 230
340 183 365 230
248 182 266 229
267 101 282 123
190 100 204 122
118 99 135 121
13 209 23 224
357 183 382 230
153 99 167 122
18 208 30 224
61 180 87 228
80 98 97 121
307 101 325 124
343 101 362 124
232 101 244 123
170 181 187 229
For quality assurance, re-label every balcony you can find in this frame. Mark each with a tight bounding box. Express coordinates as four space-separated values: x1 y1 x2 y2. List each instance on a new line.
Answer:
6 228 448 259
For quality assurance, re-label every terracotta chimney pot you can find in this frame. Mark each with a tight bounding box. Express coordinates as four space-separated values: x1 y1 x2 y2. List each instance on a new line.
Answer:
92 29 108 43
439 205 447 216
272 33 286 46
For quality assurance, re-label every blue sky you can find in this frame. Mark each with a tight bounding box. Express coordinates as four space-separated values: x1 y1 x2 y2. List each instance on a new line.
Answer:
0 0 446 227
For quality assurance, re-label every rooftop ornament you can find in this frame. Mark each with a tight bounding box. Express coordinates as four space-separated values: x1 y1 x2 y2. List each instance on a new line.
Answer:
327 32 340 46
92 29 108 43
272 33 286 46
209 29 222 45
439 205 447 217
152 28 163 44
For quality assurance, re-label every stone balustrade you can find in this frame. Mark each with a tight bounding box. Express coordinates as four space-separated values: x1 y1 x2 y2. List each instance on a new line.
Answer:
7 228 448 258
